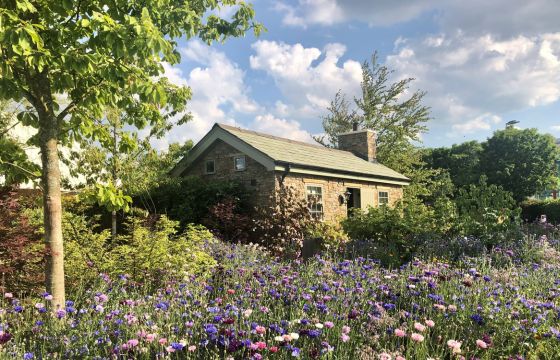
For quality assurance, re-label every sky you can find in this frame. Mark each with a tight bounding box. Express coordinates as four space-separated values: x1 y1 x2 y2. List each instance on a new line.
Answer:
159 0 560 149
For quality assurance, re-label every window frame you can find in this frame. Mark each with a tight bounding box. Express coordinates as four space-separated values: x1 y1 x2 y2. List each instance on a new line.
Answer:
378 190 389 206
233 155 247 171
205 159 216 174
306 184 324 220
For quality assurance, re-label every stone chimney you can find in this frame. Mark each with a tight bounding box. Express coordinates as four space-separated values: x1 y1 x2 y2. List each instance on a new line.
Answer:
338 124 377 162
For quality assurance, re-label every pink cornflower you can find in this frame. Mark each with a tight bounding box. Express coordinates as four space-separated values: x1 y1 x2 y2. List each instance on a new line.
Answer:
255 325 266 335
188 345 196 352
414 322 426 332
447 339 462 354
255 341 267 350
159 338 168 345
425 320 435 328
165 346 175 353
127 339 139 348
45 295 53 301
476 339 488 349
324 321 334 329
4 293 13 299
341 334 350 342
411 333 424 342
394 329 406 338
145 334 157 342
379 352 392 360
342 326 351 334
396 356 406 360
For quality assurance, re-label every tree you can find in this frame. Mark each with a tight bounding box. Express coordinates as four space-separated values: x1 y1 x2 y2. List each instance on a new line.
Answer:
315 53 432 197
480 128 559 202
0 0 262 306
423 141 483 188
0 101 40 186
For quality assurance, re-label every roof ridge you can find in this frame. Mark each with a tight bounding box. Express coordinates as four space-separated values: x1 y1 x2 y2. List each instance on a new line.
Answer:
216 123 354 154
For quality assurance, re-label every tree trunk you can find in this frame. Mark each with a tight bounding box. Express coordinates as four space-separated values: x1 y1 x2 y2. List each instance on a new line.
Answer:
39 112 65 308
111 210 117 239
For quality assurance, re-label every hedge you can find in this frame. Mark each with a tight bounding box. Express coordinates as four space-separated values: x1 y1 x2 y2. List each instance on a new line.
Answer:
521 199 560 224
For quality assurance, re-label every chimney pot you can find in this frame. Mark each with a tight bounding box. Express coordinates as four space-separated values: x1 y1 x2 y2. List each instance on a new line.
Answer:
352 122 359 131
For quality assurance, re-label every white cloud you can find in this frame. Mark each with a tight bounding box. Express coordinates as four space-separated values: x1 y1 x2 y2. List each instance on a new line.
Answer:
451 114 502 134
250 40 362 120
251 114 314 143
275 0 560 37
385 32 560 138
275 0 438 28
160 41 260 147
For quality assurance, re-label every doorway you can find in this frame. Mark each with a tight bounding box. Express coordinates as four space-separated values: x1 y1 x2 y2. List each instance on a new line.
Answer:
346 187 361 216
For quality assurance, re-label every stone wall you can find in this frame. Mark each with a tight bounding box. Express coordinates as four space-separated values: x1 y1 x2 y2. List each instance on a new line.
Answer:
278 173 403 222
182 139 276 205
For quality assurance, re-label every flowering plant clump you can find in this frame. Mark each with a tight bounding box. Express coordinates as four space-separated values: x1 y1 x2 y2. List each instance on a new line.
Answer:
1 242 560 359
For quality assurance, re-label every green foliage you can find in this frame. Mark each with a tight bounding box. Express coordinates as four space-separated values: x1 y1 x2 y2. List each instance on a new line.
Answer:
306 220 349 253
81 182 132 212
453 176 521 248
0 101 40 186
423 141 483 188
252 185 317 257
147 176 253 228
63 213 216 289
342 198 437 266
520 199 560 223
480 128 559 202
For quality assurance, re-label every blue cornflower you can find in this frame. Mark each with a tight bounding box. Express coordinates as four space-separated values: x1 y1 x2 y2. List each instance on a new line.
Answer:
383 303 396 311
205 324 218 335
171 342 185 351
471 314 485 325
291 347 301 357
14 305 23 313
24 353 34 360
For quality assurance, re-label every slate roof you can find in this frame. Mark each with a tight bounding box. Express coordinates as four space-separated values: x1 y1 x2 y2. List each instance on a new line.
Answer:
217 123 409 182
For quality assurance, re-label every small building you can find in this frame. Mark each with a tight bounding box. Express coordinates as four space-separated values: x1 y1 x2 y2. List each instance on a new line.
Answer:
171 123 410 221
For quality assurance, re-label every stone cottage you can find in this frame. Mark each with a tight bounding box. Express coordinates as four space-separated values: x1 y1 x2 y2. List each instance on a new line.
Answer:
170 123 410 221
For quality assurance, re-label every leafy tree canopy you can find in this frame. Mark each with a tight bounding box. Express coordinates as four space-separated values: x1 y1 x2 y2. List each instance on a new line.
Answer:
480 127 559 202
423 140 483 188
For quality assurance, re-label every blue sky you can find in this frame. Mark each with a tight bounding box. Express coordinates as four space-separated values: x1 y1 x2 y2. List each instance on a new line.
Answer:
160 0 560 149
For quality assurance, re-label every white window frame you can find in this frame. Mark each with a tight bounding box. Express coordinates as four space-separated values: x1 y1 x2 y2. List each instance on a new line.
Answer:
306 184 324 219
233 155 246 171
378 190 389 206
205 159 215 174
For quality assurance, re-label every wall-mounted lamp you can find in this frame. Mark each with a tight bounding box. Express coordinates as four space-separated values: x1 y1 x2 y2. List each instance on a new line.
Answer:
339 190 352 205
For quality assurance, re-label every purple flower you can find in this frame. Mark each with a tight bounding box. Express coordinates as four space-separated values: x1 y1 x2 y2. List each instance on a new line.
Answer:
24 353 34 360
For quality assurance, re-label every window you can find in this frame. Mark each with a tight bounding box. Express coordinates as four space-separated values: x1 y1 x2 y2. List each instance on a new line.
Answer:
205 160 215 174
306 185 324 219
378 191 389 206
234 155 246 171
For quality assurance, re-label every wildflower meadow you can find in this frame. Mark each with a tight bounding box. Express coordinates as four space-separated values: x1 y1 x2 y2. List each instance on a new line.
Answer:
2 241 560 360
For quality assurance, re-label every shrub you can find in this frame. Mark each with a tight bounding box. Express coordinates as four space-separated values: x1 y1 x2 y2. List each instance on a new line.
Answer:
454 176 521 249
0 188 45 294
520 199 560 224
306 220 349 253
146 176 253 229
202 196 251 243
65 214 216 289
251 185 317 257
342 197 436 266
